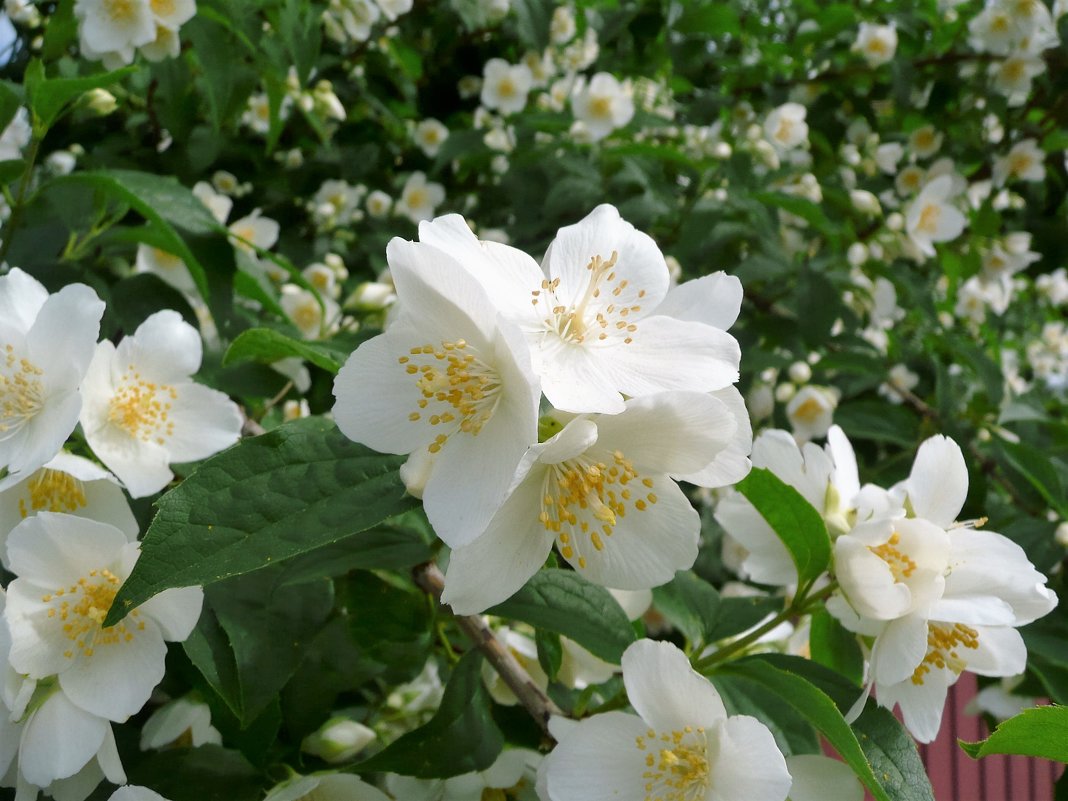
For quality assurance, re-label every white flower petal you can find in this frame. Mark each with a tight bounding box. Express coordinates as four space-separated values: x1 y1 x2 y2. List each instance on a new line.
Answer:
870 615 929 685
622 640 727 731
905 435 967 527
0 268 49 333
545 711 650 801
674 386 753 489
158 382 242 463
19 691 108 785
708 715 792 801
653 271 743 331
136 585 204 641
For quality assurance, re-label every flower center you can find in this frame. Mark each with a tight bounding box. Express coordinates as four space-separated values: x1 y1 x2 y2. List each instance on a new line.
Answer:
1000 59 1026 83
108 366 177 444
103 0 139 22
539 449 656 569
636 726 711 801
791 396 825 424
1008 152 1033 176
151 0 175 16
911 622 980 685
775 118 795 144
0 345 45 439
18 469 88 518
916 203 941 235
406 188 428 209
497 78 517 99
398 339 502 453
41 567 146 659
589 96 613 119
531 251 644 346
869 531 918 582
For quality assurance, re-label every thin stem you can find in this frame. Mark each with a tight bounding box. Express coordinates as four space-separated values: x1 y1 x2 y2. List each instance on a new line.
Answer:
412 561 563 736
693 580 838 673
0 135 42 266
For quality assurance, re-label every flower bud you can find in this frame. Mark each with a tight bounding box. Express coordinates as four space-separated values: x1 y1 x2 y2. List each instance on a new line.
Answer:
301 718 376 764
85 88 118 115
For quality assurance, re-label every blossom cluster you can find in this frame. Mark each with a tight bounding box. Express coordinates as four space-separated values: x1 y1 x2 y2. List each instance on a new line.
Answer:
0 268 241 800
716 426 1058 742
332 204 752 613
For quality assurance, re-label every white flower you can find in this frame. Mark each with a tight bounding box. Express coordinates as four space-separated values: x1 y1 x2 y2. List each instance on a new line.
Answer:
325 0 379 43
716 425 860 585
442 392 738 614
785 384 839 443
905 176 966 258
396 171 446 224
74 0 155 66
281 285 340 340
992 138 1045 185
874 142 904 174
764 103 808 151
332 234 540 549
549 5 576 43
480 59 533 116
109 787 171 801
989 53 1045 106
414 118 449 158
0 452 137 567
134 245 198 297
0 268 105 487
5 512 203 723
140 695 221 750
538 639 791 801
79 311 243 498
908 125 942 159
417 206 742 414
366 189 392 218
482 627 548 706
570 73 634 142
852 22 897 66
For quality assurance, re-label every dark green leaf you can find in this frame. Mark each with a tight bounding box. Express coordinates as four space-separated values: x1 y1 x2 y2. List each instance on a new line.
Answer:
734 467 831 589
223 327 345 374
354 650 503 778
809 609 864 686
24 60 137 132
651 570 721 645
105 417 417 625
486 569 635 663
126 745 262 801
706 595 784 642
344 570 434 682
995 440 1068 518
959 706 1068 762
0 82 21 134
710 671 820 756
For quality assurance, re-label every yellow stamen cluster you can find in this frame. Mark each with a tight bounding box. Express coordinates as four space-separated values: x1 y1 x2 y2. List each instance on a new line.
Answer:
869 531 918 582
790 396 825 425
540 450 656 569
589 96 613 119
108 366 178 445
18 469 88 519
916 203 942 235
911 623 979 685
42 567 145 659
398 340 502 453
151 0 175 15
636 726 711 801
531 251 643 346
0 345 44 435
103 0 138 22
1007 152 1034 177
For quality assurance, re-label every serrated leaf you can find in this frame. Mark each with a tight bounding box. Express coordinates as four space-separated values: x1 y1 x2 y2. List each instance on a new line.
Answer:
486 569 635 663
190 567 334 725
652 570 721 645
105 417 417 625
223 327 345 374
354 649 503 778
734 467 831 590
959 706 1068 762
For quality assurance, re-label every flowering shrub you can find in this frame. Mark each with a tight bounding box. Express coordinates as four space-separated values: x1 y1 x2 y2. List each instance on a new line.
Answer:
0 0 1067 800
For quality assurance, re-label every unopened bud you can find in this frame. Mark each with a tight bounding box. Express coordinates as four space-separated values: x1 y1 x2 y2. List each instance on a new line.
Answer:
301 718 376 764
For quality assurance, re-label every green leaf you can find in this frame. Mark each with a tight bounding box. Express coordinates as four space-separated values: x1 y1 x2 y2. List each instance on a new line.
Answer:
995 439 1068 518
753 191 836 238
108 273 198 333
809 609 864 686
756 654 935 801
223 327 345 374
0 81 22 134
188 567 334 725
126 745 262 801
673 3 741 36
710 672 820 756
959 706 1068 762
354 650 504 778
734 467 831 590
835 401 920 446
486 569 635 663
43 170 220 301
706 595 784 642
536 628 563 682
24 60 137 132
105 417 417 625
651 570 721 645
344 571 434 682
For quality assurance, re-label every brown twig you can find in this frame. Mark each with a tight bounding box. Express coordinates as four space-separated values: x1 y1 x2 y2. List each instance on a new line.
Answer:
412 561 563 736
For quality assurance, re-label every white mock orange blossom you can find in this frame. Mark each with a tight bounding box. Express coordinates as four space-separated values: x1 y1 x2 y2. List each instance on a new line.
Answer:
79 311 243 498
